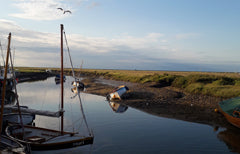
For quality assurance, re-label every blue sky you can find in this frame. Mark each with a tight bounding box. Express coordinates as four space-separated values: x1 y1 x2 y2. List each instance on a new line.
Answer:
0 0 240 72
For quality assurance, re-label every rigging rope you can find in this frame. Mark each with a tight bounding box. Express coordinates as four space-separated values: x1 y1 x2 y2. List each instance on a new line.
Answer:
63 28 91 135
0 41 5 67
10 49 32 152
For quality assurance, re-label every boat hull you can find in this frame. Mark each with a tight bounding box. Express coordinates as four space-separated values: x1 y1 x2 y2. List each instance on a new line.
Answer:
219 97 240 128
30 136 93 150
219 108 240 128
6 124 94 151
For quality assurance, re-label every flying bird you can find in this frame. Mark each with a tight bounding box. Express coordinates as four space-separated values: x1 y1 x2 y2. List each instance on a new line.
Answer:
64 10 72 14
57 8 72 14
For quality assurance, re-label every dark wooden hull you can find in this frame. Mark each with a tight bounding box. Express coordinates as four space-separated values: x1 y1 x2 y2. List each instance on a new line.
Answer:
6 124 94 151
30 136 94 150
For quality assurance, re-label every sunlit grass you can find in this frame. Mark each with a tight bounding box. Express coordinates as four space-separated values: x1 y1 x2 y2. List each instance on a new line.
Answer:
15 67 240 98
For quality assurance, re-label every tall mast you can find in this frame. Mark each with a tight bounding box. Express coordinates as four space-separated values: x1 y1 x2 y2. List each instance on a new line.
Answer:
60 24 64 135
0 33 11 140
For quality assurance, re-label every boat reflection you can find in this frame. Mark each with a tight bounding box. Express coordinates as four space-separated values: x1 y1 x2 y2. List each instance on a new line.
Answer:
108 101 128 113
217 127 240 153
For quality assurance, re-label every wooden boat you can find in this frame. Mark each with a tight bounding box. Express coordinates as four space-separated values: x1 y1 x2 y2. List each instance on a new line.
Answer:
6 24 94 151
0 33 26 154
106 85 129 101
218 97 240 128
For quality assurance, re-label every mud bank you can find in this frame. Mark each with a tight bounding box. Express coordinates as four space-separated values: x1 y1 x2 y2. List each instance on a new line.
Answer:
82 77 234 129
16 73 233 129
16 72 55 83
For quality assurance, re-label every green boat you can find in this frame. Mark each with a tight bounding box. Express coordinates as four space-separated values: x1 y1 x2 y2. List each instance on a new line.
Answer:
219 97 240 128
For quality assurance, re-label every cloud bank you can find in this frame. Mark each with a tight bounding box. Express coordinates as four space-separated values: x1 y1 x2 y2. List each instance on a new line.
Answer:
0 19 237 71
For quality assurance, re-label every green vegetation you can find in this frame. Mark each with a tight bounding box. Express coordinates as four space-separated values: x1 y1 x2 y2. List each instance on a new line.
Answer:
15 67 240 98
15 67 46 73
79 69 240 98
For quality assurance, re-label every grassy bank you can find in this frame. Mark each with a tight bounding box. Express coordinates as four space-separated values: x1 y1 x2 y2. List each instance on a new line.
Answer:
79 69 240 98
15 67 240 98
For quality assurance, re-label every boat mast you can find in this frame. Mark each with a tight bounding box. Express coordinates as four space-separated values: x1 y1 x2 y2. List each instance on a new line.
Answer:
0 33 11 140
60 24 64 135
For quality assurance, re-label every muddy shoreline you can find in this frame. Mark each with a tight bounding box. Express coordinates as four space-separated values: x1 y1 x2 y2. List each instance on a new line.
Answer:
16 72 55 83
81 77 235 129
16 72 233 129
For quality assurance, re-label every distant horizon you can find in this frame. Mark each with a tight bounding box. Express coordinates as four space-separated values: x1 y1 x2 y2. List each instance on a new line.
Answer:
14 65 240 73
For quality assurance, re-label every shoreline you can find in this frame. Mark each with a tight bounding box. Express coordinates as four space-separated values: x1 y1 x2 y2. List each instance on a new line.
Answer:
81 77 234 129
16 72 234 129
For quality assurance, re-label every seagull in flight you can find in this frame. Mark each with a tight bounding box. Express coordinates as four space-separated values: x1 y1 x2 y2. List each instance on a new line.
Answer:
64 10 72 14
57 8 72 14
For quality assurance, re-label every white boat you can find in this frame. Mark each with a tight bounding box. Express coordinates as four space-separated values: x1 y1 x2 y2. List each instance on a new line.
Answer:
6 24 94 151
72 80 85 90
107 85 129 101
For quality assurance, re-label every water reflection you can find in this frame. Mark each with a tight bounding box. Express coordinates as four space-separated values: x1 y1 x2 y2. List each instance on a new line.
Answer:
217 127 240 153
14 77 240 153
108 102 128 113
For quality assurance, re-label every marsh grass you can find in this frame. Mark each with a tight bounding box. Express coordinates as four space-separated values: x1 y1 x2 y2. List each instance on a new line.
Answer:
16 67 240 98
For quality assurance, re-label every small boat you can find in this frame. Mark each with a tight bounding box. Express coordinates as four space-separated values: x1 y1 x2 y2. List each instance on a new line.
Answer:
71 81 85 94
72 80 85 90
106 85 129 101
55 74 66 81
6 24 94 151
218 97 240 128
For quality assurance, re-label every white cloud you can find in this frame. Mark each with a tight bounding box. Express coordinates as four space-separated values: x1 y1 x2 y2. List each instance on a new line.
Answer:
0 19 202 67
9 0 73 20
1 19 233 71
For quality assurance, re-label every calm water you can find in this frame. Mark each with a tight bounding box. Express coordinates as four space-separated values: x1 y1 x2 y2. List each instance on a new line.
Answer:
15 77 240 154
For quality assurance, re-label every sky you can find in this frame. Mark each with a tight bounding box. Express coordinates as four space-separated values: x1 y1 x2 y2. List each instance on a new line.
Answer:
0 0 240 72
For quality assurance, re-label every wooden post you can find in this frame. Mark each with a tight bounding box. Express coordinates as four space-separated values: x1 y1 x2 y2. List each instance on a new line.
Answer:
0 33 11 140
